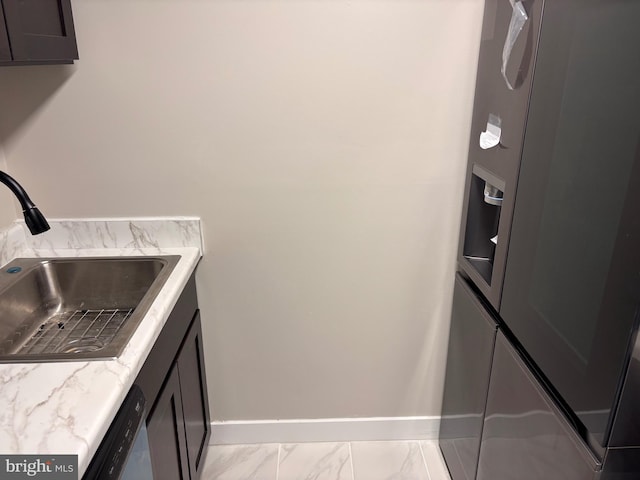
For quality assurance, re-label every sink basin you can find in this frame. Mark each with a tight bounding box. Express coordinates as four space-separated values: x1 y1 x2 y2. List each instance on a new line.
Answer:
0 256 180 362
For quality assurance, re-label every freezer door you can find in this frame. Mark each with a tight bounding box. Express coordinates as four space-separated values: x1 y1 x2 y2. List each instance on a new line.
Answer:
439 274 498 480
477 332 600 480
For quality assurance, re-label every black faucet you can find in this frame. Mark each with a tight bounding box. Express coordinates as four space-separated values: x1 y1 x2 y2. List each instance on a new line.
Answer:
0 171 50 235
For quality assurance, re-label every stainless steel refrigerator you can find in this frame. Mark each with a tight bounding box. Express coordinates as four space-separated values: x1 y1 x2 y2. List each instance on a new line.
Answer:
439 1 640 479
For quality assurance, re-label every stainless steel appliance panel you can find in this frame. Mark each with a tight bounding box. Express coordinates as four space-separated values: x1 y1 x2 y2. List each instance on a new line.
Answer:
120 423 153 480
83 385 152 480
477 332 600 480
439 274 498 480
609 330 640 447
457 0 544 309
601 447 640 480
500 0 640 450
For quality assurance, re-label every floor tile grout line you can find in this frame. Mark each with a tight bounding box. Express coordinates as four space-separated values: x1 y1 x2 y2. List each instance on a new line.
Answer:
276 443 281 480
348 442 356 480
203 440 448 480
419 440 433 480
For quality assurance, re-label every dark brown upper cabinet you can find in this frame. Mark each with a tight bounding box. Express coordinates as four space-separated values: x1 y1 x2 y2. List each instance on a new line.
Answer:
0 0 78 65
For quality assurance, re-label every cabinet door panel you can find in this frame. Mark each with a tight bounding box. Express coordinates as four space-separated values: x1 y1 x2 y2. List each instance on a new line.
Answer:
147 365 190 480
1 0 78 61
177 313 211 479
0 3 10 61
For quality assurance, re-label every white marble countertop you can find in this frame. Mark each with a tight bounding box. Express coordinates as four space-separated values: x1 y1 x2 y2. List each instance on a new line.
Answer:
0 218 203 477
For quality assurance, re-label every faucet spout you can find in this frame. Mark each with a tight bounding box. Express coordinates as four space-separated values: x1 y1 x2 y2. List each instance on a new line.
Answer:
0 171 50 235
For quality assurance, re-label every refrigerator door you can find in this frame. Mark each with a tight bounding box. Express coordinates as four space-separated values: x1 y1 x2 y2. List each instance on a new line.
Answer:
457 0 544 309
500 0 640 451
477 332 600 480
439 274 498 480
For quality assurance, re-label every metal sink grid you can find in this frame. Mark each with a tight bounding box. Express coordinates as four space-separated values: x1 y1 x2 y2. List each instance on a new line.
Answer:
17 308 135 355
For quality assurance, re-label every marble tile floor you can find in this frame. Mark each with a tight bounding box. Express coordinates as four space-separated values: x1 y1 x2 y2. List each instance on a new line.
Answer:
202 440 451 480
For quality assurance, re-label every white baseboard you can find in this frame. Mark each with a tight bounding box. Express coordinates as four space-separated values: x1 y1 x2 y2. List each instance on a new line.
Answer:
210 416 440 445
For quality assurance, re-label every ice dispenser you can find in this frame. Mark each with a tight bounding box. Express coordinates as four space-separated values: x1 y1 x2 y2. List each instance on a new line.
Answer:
460 165 505 293
483 182 503 206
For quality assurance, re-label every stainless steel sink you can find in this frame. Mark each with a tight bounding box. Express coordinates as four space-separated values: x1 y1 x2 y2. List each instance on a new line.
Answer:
0 256 180 363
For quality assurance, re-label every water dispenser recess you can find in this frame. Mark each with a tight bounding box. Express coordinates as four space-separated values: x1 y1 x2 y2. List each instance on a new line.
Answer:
483 183 504 206
462 165 505 286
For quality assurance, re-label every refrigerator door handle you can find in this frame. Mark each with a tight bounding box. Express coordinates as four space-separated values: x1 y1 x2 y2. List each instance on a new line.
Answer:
501 0 529 90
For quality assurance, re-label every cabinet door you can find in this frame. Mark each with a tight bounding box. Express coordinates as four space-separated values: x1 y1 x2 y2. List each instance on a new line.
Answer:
177 313 211 480
0 3 10 61
1 0 78 61
439 274 498 480
147 365 190 480
477 332 600 480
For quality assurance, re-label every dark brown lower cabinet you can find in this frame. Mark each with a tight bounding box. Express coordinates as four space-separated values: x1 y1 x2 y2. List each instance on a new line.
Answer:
0 3 10 61
176 313 211 480
139 273 211 480
147 365 190 480
147 313 211 480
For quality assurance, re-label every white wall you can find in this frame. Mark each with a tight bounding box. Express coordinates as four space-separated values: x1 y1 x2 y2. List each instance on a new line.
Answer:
0 146 18 227
0 0 483 420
